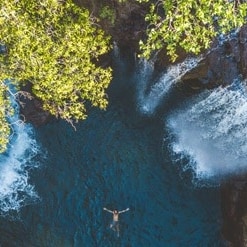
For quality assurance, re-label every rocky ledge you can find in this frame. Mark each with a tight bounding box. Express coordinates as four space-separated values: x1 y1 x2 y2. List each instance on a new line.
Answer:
181 24 247 87
19 85 52 127
221 176 247 247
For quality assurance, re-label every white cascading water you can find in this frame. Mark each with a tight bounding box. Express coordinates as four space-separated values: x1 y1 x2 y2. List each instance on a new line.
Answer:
0 88 40 215
136 57 202 115
167 79 247 181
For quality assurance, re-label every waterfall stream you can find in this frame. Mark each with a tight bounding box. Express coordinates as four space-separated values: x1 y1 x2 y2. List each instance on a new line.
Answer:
0 87 40 215
167 80 247 181
136 57 202 115
136 55 247 183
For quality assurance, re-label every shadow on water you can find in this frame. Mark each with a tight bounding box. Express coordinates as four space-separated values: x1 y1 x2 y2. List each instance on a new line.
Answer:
0 47 226 246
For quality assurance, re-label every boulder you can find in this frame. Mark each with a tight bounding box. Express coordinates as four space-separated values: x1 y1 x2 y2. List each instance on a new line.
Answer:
221 177 247 247
19 85 52 127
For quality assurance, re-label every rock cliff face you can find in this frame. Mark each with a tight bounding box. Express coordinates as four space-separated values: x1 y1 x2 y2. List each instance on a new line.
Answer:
19 84 52 127
76 0 147 51
221 177 247 247
20 97 51 127
182 25 247 87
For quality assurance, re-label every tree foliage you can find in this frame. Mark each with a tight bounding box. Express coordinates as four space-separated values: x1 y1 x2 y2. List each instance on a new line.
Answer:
0 0 112 152
0 82 12 152
137 0 247 61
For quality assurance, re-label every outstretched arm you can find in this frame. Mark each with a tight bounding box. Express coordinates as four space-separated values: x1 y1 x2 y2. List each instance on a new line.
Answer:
103 207 113 214
119 208 130 214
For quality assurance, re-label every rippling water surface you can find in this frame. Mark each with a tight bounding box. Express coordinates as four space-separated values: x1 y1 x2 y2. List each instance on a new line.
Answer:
0 51 225 246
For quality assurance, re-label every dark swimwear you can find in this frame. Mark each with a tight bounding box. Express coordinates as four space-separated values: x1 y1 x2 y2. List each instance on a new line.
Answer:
111 220 119 231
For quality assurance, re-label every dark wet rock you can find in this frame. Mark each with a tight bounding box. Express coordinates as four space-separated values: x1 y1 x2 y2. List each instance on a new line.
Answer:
20 97 51 127
76 0 147 52
241 43 247 77
239 25 247 77
228 38 241 63
221 177 247 247
207 51 239 86
179 25 247 91
112 6 147 51
19 85 52 127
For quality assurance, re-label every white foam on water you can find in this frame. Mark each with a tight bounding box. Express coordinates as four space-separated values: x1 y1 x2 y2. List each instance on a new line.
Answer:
136 57 202 115
0 87 40 215
167 80 247 181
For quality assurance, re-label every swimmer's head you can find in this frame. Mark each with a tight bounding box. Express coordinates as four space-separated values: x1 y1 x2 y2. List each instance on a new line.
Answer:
114 210 118 214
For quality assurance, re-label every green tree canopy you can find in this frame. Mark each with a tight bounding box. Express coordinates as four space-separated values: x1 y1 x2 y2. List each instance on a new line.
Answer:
0 0 112 152
137 0 247 61
0 82 13 152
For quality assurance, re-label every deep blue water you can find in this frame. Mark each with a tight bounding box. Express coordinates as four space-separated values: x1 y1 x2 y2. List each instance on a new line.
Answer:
0 51 226 246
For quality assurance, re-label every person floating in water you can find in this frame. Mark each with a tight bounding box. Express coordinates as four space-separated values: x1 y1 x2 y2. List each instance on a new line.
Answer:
103 207 130 237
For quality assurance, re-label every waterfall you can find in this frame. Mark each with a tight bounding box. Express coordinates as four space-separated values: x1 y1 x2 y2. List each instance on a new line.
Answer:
136 57 202 116
0 87 41 215
167 80 247 181
112 42 126 70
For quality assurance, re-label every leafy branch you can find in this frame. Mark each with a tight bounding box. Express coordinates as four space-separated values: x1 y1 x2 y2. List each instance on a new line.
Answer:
0 0 113 152
137 0 247 61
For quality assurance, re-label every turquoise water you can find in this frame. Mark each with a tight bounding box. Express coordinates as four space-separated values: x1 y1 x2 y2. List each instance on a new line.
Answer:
0 51 225 246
